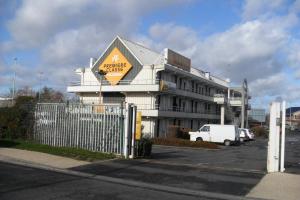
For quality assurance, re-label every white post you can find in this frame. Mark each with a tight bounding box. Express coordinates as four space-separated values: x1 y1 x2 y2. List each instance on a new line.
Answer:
129 105 137 159
123 103 129 158
221 105 225 125
267 102 281 173
280 101 286 172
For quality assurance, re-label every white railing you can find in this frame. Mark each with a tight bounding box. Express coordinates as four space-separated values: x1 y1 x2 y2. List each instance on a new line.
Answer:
69 79 160 86
230 97 242 101
214 93 225 98
34 103 124 155
136 104 220 115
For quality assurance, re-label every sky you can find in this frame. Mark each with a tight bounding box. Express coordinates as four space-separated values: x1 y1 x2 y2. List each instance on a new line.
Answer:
1 0 300 108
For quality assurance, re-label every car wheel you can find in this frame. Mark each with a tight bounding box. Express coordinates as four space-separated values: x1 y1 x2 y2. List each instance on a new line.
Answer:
196 137 203 142
224 140 231 146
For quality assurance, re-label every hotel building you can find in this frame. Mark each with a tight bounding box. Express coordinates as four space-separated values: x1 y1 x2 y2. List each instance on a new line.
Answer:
67 36 250 137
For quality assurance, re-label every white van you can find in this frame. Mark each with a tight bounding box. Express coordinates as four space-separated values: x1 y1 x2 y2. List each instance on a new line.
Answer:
189 124 240 146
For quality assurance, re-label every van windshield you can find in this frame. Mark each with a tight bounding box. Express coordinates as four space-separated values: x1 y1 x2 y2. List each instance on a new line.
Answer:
200 126 210 132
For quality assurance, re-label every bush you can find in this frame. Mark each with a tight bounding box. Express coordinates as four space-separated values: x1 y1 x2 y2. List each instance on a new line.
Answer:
0 96 36 139
152 138 219 149
165 125 190 140
251 126 268 138
136 138 153 158
177 128 191 140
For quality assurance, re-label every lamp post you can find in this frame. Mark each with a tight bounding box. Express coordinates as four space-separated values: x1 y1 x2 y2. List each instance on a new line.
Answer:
38 71 44 102
97 70 106 105
12 58 17 105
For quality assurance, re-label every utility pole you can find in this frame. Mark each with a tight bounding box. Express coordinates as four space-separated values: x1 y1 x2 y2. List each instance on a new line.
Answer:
38 71 44 101
12 57 17 104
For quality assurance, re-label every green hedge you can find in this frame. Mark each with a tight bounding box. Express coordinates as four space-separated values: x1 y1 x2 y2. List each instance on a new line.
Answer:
0 96 36 139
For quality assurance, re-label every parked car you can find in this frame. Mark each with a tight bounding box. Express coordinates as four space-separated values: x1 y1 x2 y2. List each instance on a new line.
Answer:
239 128 255 141
189 124 240 146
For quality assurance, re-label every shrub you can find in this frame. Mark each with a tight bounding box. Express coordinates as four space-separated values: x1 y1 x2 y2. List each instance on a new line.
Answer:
136 138 153 158
0 96 36 139
151 138 219 149
251 126 268 138
165 125 190 140
177 127 191 140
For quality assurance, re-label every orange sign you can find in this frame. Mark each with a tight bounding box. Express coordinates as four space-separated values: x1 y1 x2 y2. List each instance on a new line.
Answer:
99 47 132 85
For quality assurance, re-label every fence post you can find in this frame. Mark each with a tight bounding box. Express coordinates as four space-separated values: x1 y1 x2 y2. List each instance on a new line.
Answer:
129 105 137 159
76 104 80 147
54 104 58 146
123 103 130 158
280 101 286 172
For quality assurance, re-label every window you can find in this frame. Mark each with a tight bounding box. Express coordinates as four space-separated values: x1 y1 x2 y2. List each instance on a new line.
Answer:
200 126 210 132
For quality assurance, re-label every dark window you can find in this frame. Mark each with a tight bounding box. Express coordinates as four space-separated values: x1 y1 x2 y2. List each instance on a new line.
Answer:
201 126 210 132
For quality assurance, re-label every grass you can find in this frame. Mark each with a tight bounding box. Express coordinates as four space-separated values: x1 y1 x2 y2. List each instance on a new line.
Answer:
0 139 116 162
152 138 219 149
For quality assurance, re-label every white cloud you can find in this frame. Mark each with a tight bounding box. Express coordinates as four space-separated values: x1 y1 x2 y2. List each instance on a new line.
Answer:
4 0 188 89
242 0 287 20
249 73 285 97
6 0 188 50
142 19 288 84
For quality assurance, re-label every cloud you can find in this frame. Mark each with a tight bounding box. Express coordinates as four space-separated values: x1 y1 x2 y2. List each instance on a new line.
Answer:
6 0 188 50
242 0 287 20
141 19 288 84
249 73 285 97
3 0 188 89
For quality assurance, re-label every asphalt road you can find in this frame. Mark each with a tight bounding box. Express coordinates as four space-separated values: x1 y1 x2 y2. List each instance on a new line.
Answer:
71 133 300 196
285 132 300 173
0 162 218 200
1 133 299 199
151 138 268 172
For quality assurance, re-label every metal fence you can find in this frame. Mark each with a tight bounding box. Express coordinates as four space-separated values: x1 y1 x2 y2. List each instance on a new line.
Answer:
34 103 124 155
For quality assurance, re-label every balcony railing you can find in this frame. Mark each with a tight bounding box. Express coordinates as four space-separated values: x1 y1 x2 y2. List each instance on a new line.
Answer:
136 104 220 115
69 79 160 86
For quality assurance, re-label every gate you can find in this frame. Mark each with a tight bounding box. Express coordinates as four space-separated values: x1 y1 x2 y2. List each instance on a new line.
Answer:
34 103 125 155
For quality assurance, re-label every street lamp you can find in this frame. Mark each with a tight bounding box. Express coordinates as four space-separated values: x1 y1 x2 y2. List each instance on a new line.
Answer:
96 69 106 105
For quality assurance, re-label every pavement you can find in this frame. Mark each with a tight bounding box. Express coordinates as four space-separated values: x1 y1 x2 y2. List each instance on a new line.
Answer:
247 172 300 200
0 148 89 168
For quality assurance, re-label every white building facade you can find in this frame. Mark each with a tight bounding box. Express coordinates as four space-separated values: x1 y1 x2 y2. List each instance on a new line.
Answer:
67 36 250 137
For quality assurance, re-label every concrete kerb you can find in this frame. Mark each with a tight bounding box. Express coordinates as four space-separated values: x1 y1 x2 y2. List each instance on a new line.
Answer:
0 156 263 200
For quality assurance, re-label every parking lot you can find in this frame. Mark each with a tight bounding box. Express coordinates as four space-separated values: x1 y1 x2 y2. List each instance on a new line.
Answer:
152 138 268 172
151 131 300 173
71 132 300 196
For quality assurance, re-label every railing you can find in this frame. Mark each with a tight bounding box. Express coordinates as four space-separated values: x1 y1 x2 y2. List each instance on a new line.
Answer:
34 103 124 155
135 104 220 115
69 79 160 86
229 97 242 101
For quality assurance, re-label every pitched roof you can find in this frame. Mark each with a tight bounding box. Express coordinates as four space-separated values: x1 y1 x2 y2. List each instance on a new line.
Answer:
118 36 164 65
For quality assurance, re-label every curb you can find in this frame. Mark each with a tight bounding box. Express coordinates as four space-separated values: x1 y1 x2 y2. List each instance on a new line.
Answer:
0 156 264 200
